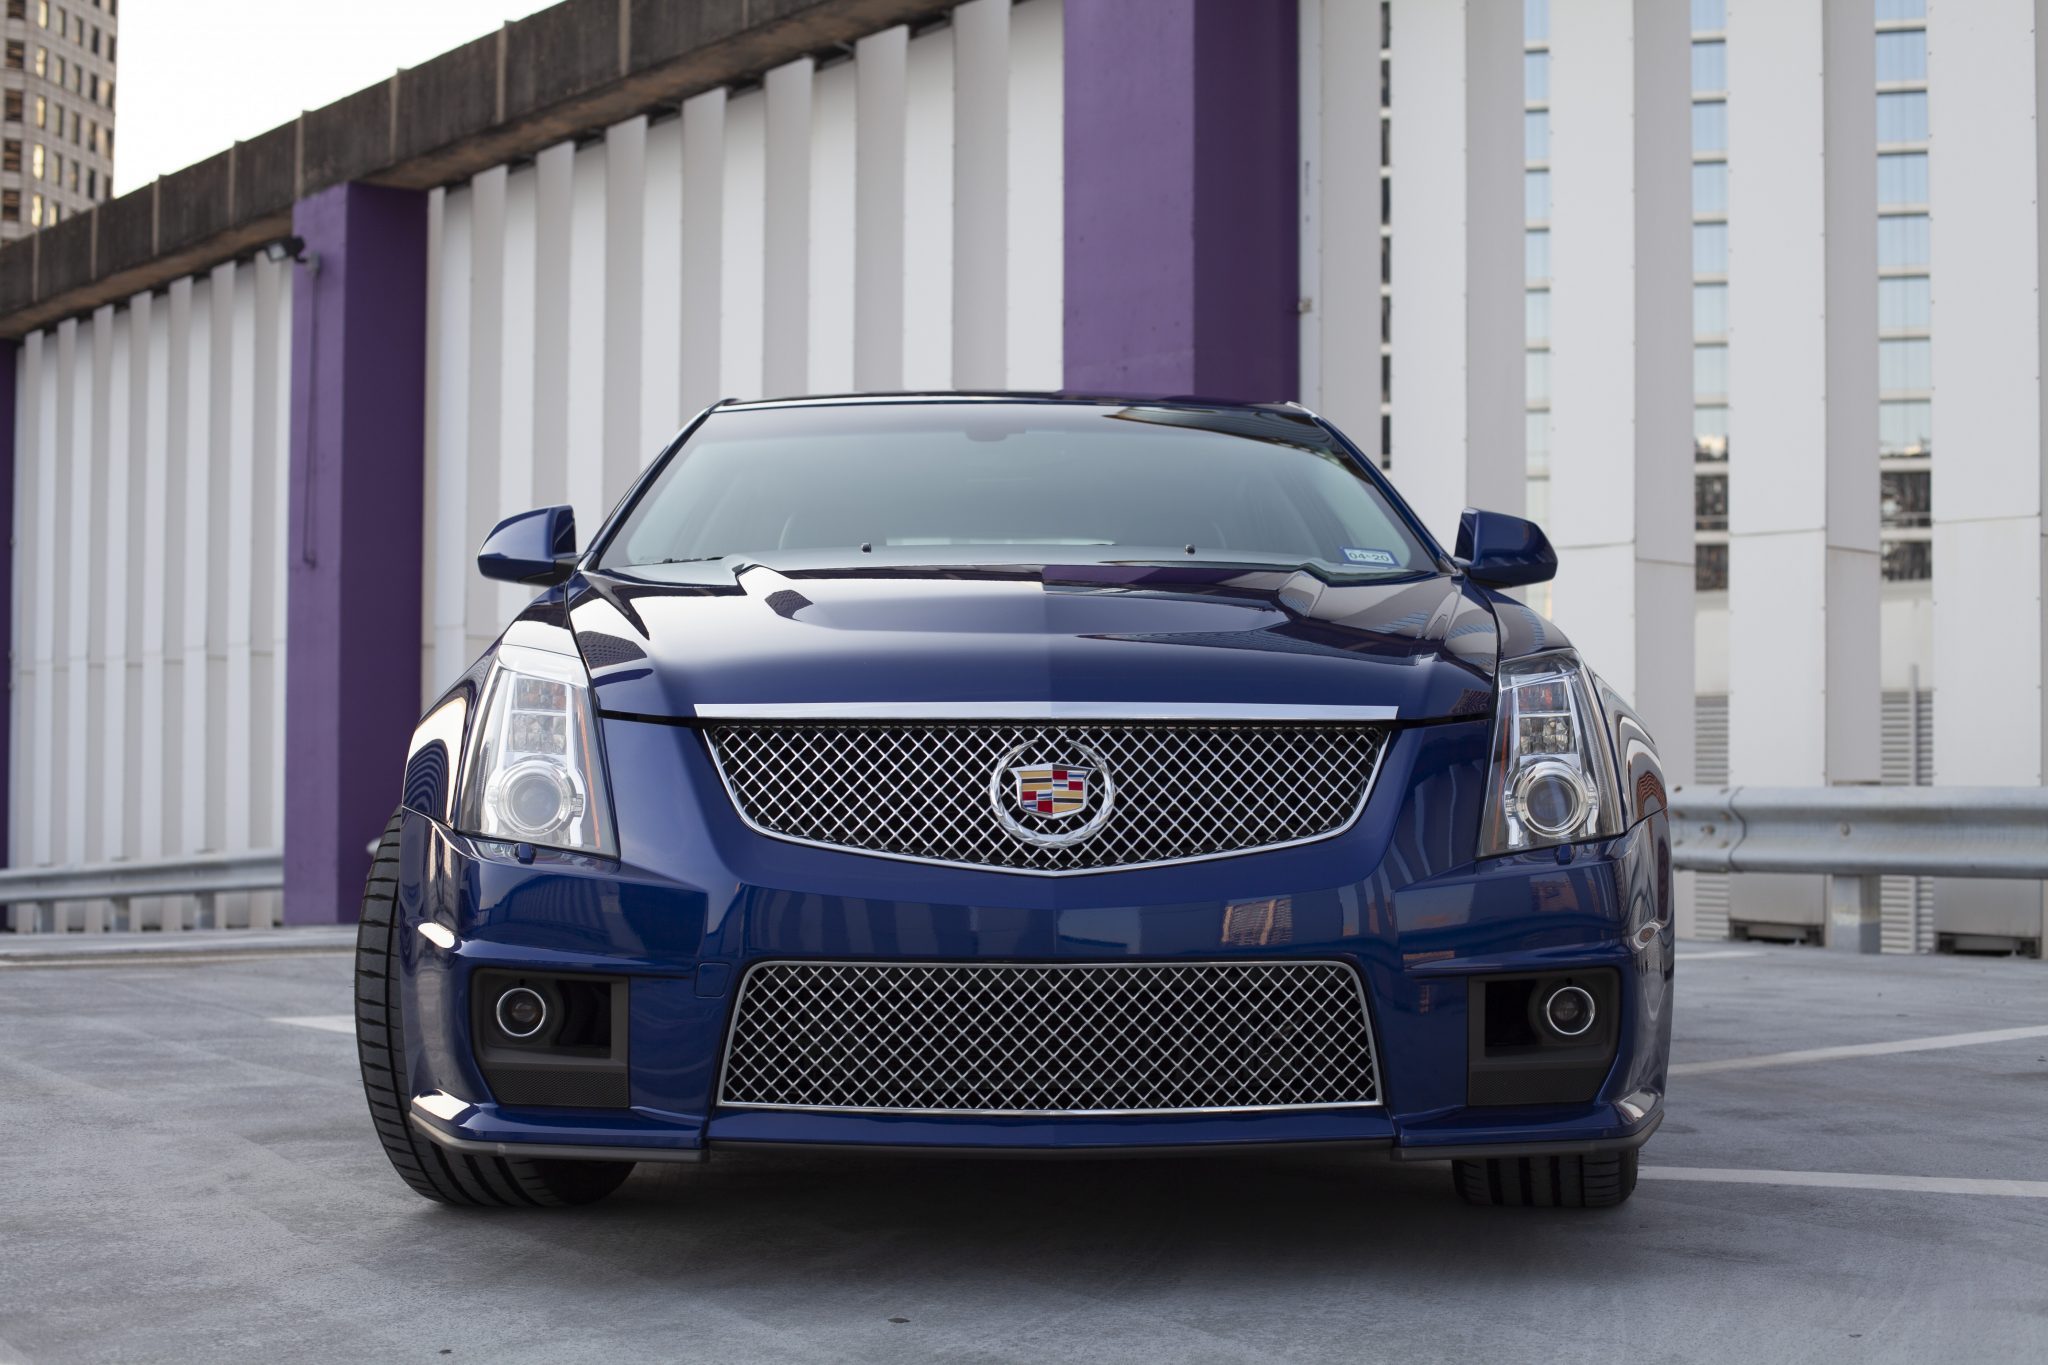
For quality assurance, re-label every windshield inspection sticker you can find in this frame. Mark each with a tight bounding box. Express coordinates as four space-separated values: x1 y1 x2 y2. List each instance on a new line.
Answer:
1341 547 1400 566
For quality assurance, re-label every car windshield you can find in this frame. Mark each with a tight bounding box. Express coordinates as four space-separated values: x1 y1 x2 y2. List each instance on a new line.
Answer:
597 401 1434 577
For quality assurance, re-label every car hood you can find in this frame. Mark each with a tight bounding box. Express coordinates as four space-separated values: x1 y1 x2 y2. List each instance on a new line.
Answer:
565 561 1501 723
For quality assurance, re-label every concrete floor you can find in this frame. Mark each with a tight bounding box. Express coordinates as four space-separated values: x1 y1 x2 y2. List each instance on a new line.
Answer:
2 942 2045 1365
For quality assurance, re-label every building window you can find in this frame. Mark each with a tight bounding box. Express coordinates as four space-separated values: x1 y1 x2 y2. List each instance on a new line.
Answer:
1696 542 1729 592
1693 343 1730 401
1877 152 1929 207
1524 169 1550 221
1525 50 1549 102
1876 90 1928 143
35 47 47 78
1694 282 1729 335
30 191 42 226
1691 0 1726 30
1694 405 1730 461
4 1 22 20
5 40 23 70
1525 349 1551 404
1878 276 1931 330
1691 99 1728 153
1695 473 1729 532
1525 0 1548 43
67 158 76 190
1875 30 1927 83
1524 109 1548 162
1 189 18 224
1879 337 1933 392
85 167 94 197
1692 160 1728 214
1692 40 1726 93
3 90 19 122
1525 228 1551 281
1525 289 1551 345
37 0 46 23
1882 540 1931 581
1879 399 1933 456
30 142 42 178
1692 221 1729 275
1881 471 1931 529
1877 214 1931 269
33 95 44 128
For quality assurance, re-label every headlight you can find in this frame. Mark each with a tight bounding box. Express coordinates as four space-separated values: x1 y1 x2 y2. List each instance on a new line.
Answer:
456 643 617 856
1479 650 1623 856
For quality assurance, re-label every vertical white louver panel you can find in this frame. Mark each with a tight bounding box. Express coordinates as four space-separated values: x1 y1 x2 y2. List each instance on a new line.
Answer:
7 262 292 930
1692 694 1731 940
1879 686 1935 954
413 2 1069 705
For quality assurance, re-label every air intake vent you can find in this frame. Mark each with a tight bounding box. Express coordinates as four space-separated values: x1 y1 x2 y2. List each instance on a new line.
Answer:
719 959 1382 1115
577 632 647 669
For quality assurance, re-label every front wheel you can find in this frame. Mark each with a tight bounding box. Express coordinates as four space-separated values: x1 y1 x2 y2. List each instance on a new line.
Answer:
1451 1150 1639 1208
355 809 635 1207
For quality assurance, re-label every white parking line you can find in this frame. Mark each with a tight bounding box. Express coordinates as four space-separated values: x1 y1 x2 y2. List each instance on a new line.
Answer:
1672 1023 2048 1076
1643 1166 2048 1199
1675 949 1765 961
271 1015 355 1035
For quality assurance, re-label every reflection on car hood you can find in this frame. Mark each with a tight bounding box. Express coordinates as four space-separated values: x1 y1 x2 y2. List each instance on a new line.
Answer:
566 560 1501 722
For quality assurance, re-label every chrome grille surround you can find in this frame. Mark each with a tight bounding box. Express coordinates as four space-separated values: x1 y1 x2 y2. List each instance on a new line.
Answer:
701 719 1389 873
717 959 1382 1115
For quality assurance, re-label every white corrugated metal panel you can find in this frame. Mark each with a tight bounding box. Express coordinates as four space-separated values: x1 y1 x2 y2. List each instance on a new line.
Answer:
1692 694 1731 940
419 3 1068 700
8 259 293 931
1880 686 1935 954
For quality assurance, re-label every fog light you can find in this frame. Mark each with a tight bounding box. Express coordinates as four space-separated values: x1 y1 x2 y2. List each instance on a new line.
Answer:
1543 984 1596 1039
496 986 548 1039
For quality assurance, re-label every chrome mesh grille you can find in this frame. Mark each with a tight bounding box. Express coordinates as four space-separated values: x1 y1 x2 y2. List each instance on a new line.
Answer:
703 721 1387 872
718 960 1381 1114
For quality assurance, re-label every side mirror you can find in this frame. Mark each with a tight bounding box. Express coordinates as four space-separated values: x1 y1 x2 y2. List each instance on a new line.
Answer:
1455 508 1557 588
478 505 579 585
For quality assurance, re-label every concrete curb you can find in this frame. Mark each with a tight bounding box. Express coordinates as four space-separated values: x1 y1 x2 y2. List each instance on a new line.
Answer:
0 925 355 966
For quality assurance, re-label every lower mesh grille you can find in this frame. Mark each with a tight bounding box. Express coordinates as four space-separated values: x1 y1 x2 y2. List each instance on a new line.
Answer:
718 960 1381 1115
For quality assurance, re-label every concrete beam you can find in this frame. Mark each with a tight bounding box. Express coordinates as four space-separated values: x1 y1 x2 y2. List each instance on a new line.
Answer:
0 0 962 341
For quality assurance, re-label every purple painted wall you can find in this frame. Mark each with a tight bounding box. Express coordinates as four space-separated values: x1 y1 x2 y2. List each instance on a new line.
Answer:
0 340 13 870
283 184 429 924
1062 0 1299 402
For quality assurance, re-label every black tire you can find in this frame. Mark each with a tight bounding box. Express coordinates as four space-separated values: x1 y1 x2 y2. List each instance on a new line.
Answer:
1451 1149 1639 1209
355 809 634 1207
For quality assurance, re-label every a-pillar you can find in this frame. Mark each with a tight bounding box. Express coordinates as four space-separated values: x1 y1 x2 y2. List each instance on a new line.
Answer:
282 184 430 924
1062 0 1298 400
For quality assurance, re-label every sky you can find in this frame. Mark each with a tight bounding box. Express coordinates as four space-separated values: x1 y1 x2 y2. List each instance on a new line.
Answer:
114 0 560 194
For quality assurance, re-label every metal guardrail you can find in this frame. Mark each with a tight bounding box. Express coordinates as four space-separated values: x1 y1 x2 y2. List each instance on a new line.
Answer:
1670 787 2048 879
0 852 284 930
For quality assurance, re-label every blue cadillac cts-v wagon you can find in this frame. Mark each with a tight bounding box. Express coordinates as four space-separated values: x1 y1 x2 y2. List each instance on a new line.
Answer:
358 394 1672 1210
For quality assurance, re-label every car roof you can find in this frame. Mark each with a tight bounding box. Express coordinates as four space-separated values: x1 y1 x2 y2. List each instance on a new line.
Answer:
715 390 1307 416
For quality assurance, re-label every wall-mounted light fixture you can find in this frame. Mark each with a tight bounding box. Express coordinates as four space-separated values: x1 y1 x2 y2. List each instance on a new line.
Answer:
265 234 318 273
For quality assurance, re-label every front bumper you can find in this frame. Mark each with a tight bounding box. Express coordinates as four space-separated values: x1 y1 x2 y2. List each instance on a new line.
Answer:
391 718 1673 1162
